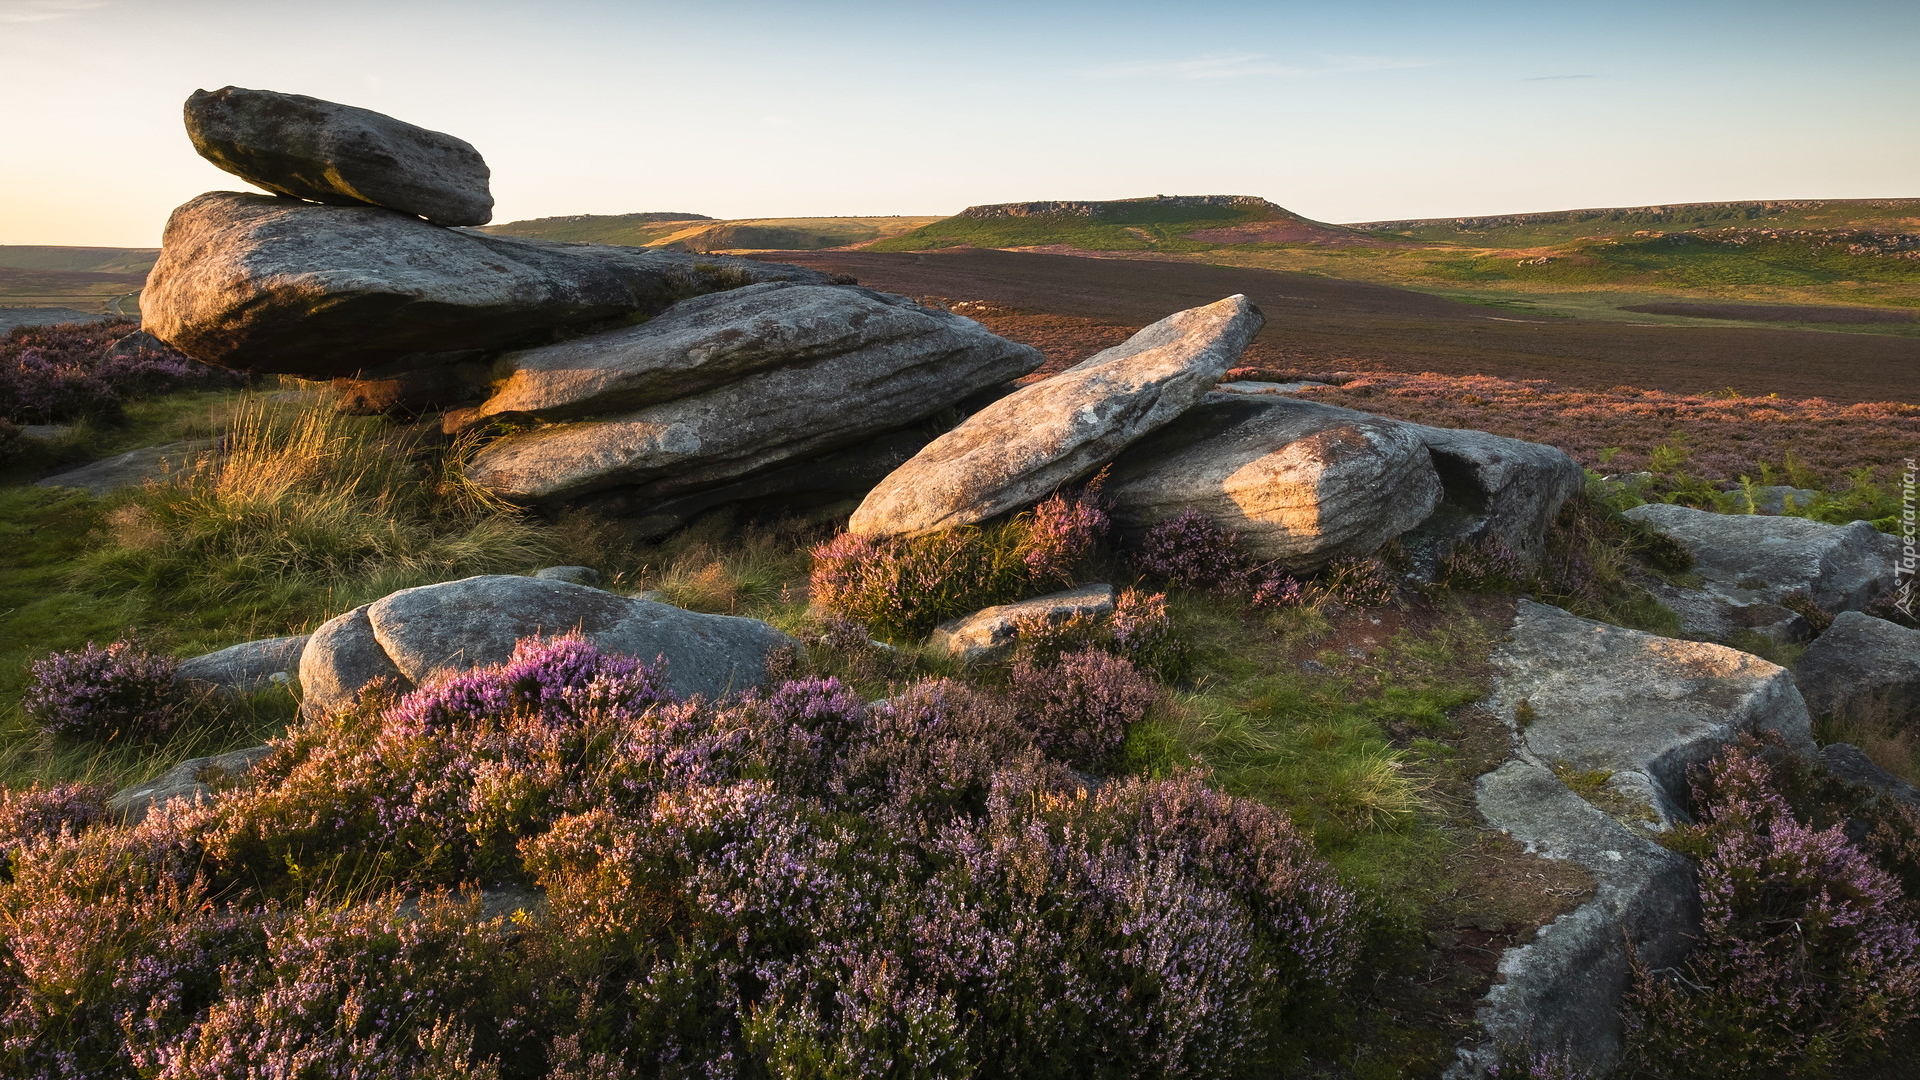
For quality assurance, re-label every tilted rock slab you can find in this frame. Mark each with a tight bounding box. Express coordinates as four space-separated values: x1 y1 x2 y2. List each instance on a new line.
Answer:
1621 503 1900 642
108 745 273 824
479 283 1011 423
1456 601 1815 1073
298 574 791 715
1794 610 1920 723
185 86 494 226
1107 395 1442 570
142 192 830 378
848 294 1263 537
175 634 309 695
927 584 1117 664
463 293 1040 502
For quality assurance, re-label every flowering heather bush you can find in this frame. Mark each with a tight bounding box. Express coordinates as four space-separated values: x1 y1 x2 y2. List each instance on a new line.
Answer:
1009 647 1159 768
21 639 183 743
0 320 241 424
0 634 1359 1077
810 488 1110 638
1132 508 1313 609
1625 739 1920 1077
0 782 108 873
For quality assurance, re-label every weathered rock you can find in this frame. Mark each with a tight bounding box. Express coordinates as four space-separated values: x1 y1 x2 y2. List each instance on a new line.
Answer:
578 429 932 540
104 330 171 360
534 566 601 587
1404 421 1587 565
462 299 1038 503
1818 743 1920 810
1107 395 1442 569
479 283 1022 423
298 575 792 715
1490 600 1815 827
1457 601 1819 1072
1621 503 1900 641
34 438 216 496
185 86 494 226
175 635 309 695
1794 610 1920 723
1462 759 1699 1074
927 584 1117 663
848 295 1263 538
1213 379 1329 395
298 604 409 714
1731 484 1818 515
141 192 830 378
107 745 273 824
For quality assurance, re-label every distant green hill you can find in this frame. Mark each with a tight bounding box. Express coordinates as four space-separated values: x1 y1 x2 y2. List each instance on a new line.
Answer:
869 195 1370 253
483 213 714 247
1351 199 1920 247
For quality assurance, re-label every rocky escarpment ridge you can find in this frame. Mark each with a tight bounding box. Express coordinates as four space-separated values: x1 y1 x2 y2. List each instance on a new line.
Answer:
956 194 1281 218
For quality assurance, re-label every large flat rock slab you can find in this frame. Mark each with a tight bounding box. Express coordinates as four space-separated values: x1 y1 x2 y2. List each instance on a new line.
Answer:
34 439 216 496
142 192 829 378
1621 503 1899 641
462 291 1038 502
185 86 494 226
848 294 1262 537
1455 600 1816 1073
1107 395 1441 570
299 575 791 714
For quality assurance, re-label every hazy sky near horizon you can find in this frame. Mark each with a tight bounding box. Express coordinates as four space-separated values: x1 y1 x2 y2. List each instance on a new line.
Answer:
2 0 1915 247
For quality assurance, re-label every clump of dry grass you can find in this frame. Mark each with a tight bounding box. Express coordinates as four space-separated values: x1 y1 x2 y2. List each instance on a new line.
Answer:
1815 692 1920 785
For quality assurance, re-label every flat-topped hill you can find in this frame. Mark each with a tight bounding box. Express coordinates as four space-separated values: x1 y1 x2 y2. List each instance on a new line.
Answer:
872 194 1372 252
483 213 941 253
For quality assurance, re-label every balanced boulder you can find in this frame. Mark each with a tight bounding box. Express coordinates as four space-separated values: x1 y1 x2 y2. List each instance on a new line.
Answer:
1107 395 1441 570
298 575 791 714
849 294 1263 537
462 293 1040 502
477 283 1032 424
142 192 829 378
1621 504 1899 641
186 86 494 226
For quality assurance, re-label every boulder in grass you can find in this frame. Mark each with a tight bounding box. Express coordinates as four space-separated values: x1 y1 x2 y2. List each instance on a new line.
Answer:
928 584 1117 664
1403 421 1586 567
1793 610 1920 724
175 634 309 695
1107 395 1441 570
1620 504 1899 642
185 86 494 226
461 296 1040 503
297 575 792 715
107 745 273 824
848 295 1263 538
141 192 830 378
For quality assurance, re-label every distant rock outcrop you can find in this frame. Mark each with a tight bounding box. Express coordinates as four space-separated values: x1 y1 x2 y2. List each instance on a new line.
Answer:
849 295 1263 537
956 195 1281 219
185 85 494 226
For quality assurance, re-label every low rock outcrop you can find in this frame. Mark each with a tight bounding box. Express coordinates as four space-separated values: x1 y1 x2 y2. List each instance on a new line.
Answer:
34 439 217 496
142 192 829 378
1621 504 1899 642
107 745 273 824
927 584 1117 663
185 86 494 226
848 295 1263 538
1404 421 1587 566
462 295 1038 502
298 575 791 714
1460 600 1816 1072
1794 610 1920 723
175 634 309 695
1107 395 1441 569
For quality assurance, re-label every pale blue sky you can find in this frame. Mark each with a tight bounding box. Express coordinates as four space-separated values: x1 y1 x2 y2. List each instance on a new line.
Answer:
2 0 1914 246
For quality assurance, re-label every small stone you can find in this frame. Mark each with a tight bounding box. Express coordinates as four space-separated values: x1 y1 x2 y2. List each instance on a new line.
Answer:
535 566 602 587
927 584 1117 664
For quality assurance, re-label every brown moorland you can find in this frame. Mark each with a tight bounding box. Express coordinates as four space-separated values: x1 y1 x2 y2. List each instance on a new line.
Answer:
781 248 1920 405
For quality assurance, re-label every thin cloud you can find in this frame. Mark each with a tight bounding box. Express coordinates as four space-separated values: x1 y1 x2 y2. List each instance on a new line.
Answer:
0 0 107 23
1082 52 1431 81
1524 74 1597 81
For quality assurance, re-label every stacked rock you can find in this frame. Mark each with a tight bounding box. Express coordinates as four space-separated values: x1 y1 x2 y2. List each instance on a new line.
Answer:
141 87 1043 527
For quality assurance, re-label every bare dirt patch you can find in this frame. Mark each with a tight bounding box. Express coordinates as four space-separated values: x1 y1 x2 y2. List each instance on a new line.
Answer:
777 248 1920 404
